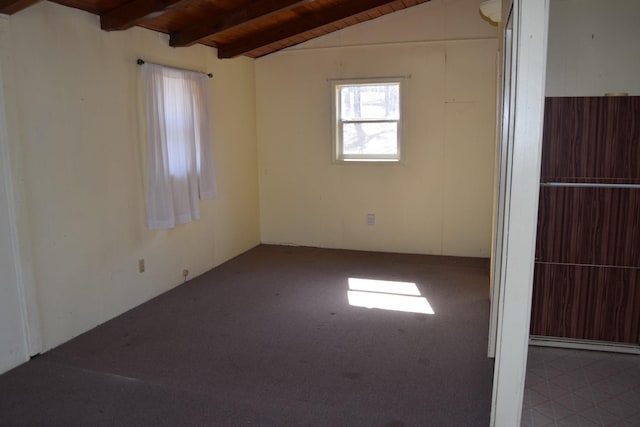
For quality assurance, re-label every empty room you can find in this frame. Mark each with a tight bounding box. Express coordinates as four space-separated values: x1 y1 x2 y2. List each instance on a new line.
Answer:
1 0 636 426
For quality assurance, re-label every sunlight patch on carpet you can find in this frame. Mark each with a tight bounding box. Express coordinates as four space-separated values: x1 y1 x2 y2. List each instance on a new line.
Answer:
347 278 434 315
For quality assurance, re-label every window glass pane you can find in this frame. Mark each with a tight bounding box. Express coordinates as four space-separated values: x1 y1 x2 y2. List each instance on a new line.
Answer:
163 76 192 177
342 122 398 155
340 84 400 120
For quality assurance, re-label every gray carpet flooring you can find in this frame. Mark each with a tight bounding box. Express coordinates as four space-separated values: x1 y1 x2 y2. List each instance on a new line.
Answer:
0 245 494 426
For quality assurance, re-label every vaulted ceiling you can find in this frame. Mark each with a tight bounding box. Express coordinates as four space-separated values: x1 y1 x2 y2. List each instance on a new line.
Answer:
0 0 431 58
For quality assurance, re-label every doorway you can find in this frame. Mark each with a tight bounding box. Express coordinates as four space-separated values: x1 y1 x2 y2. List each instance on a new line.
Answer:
489 0 550 425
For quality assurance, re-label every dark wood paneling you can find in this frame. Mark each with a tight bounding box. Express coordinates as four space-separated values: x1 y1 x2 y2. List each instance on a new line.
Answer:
100 0 191 31
536 186 640 267
541 96 640 182
170 0 313 47
531 263 640 344
52 0 129 14
215 0 429 58
533 96 640 345
49 0 431 58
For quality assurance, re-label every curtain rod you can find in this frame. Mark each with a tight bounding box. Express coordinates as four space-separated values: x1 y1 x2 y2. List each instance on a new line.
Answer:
137 59 213 79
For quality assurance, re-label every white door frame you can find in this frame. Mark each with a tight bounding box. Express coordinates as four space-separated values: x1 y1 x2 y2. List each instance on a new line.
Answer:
490 0 549 426
488 5 515 359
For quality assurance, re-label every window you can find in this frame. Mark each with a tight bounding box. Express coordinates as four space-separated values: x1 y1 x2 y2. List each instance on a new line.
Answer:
141 63 216 230
332 79 404 162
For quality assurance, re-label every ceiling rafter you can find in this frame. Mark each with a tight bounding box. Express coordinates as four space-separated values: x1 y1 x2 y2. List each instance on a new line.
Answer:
0 0 40 15
217 0 407 58
170 0 314 47
101 0 189 31
23 0 432 58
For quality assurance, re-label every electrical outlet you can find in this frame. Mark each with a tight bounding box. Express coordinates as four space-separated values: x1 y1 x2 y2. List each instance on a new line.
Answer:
138 259 145 273
182 269 189 278
367 213 375 226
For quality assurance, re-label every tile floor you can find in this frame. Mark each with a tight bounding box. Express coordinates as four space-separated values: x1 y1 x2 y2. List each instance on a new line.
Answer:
522 346 640 426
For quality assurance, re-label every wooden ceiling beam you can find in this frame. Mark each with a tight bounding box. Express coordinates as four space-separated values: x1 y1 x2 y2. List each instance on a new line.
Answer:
0 0 40 15
170 0 314 48
100 0 188 31
217 0 411 58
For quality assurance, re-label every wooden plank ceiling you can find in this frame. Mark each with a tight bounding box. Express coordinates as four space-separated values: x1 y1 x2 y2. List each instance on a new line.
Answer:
0 0 431 58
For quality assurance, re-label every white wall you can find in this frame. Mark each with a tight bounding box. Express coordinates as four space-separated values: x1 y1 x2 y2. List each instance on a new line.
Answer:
0 133 28 373
256 0 498 257
0 17 29 372
2 2 260 352
546 0 640 96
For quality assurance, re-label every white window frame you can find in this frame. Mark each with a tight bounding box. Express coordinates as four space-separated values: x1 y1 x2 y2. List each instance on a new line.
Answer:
331 77 406 163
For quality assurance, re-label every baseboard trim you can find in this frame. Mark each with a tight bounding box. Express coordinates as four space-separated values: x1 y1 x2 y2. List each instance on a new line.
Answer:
529 335 640 355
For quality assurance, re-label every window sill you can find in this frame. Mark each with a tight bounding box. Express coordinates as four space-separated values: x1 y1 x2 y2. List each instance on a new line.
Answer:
333 158 405 166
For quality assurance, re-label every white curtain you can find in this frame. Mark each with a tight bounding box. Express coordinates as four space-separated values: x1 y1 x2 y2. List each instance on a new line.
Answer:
142 63 216 230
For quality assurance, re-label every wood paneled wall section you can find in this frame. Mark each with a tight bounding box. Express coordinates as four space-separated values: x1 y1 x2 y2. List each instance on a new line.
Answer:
531 96 640 345
536 187 640 267
531 264 640 343
541 97 640 183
